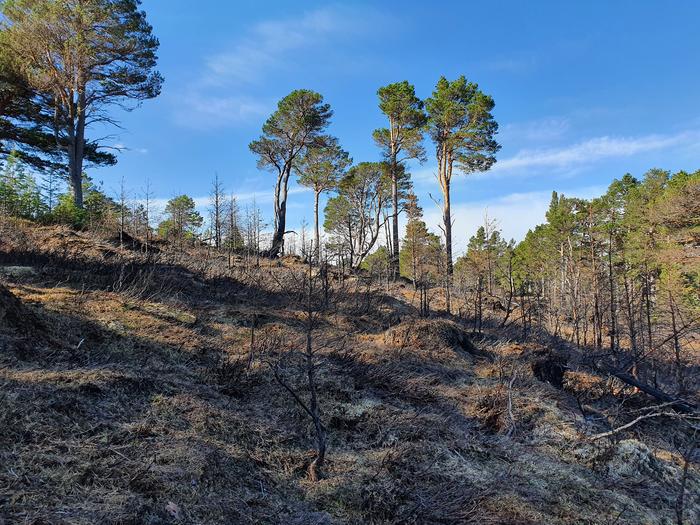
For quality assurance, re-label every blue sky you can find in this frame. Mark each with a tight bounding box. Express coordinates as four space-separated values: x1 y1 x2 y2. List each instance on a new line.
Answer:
95 0 700 255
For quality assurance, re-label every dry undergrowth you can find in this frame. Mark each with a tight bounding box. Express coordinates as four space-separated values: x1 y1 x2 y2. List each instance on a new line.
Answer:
0 222 698 524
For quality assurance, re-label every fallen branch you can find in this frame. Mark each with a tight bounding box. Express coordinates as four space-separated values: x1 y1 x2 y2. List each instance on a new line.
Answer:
590 412 700 441
610 370 697 414
506 372 517 437
580 350 698 414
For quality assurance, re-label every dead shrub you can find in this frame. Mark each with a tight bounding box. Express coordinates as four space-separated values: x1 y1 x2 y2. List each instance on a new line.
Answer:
328 444 489 524
466 384 510 434
209 353 250 398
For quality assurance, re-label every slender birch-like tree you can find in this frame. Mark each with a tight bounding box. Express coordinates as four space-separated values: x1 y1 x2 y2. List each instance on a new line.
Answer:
296 138 351 263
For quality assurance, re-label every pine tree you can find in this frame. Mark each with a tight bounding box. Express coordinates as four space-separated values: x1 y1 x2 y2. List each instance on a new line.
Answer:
249 90 333 257
425 76 500 275
373 81 426 278
0 152 43 218
296 138 351 263
1 0 162 208
158 195 203 248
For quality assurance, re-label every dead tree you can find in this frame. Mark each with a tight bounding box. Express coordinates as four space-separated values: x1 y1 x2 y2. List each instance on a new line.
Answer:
118 176 128 248
263 246 329 481
143 178 154 256
209 174 225 250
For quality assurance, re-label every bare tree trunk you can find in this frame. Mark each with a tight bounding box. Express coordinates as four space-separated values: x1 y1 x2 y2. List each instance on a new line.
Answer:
305 259 326 481
500 254 515 328
622 267 638 375
306 325 326 481
591 212 602 345
444 272 451 315
669 291 685 394
391 160 400 280
67 126 84 209
382 210 391 258
119 176 127 246
644 268 653 356
521 290 528 338
269 168 291 257
477 277 483 334
441 177 453 275
676 440 696 525
314 190 321 265
211 174 224 249
144 179 152 256
70 91 87 209
608 226 617 353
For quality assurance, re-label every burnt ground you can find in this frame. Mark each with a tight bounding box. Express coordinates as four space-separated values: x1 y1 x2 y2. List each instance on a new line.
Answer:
0 221 698 524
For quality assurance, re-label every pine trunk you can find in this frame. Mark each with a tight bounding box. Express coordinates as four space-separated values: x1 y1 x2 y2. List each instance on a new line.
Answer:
442 181 453 275
314 190 321 264
269 168 291 257
391 160 400 280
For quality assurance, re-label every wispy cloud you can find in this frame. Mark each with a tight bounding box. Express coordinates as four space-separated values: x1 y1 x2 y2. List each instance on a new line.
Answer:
422 186 606 253
172 95 270 129
492 130 698 174
175 6 385 130
500 117 571 143
413 129 699 183
203 8 346 87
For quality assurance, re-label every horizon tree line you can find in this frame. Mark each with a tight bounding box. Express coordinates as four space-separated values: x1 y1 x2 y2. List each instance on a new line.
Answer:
0 4 696 377
0 0 503 273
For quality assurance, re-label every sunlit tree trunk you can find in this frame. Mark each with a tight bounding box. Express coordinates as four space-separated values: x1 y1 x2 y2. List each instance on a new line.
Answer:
313 189 321 264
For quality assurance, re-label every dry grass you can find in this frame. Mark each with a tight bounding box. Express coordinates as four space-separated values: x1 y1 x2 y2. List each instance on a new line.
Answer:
0 223 698 524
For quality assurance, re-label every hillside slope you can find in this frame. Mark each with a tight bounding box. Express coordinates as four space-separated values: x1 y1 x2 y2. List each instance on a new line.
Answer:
0 222 698 524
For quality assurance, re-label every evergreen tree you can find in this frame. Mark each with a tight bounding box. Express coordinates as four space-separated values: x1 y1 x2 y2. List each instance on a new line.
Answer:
399 195 441 287
249 90 333 257
158 195 203 246
373 81 426 277
425 76 500 274
50 174 116 228
0 152 43 218
1 0 163 208
295 138 351 263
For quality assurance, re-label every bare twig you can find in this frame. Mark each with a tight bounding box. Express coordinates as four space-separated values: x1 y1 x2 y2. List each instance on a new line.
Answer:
505 371 518 437
589 412 700 441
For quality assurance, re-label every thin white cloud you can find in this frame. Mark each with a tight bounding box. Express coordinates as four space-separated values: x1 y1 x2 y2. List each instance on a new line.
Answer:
500 117 571 143
175 6 385 129
422 185 606 255
413 129 699 183
492 131 698 173
411 166 438 184
172 94 270 129
203 8 344 86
